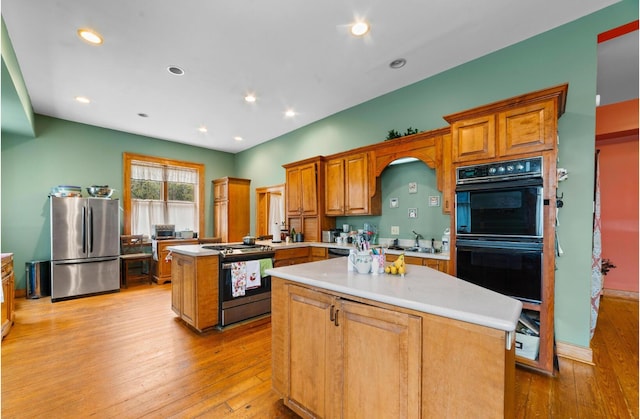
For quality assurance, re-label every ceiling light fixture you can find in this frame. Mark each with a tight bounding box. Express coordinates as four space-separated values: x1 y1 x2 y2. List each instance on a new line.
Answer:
244 94 257 103
138 113 148 118
285 109 296 118
167 66 185 76
198 126 208 133
77 28 103 45
75 96 91 104
389 58 407 69
351 21 370 37
234 136 243 141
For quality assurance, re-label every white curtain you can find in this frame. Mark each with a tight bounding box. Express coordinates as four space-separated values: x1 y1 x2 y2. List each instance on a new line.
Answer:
131 161 198 237
268 194 284 239
590 151 602 340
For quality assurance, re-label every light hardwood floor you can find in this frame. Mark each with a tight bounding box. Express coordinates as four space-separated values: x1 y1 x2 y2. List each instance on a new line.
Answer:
2 284 637 418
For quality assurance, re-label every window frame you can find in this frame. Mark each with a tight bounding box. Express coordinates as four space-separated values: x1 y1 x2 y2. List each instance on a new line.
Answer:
123 152 205 235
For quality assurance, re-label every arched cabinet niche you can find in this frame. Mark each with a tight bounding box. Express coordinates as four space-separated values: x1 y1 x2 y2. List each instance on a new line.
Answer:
371 127 452 214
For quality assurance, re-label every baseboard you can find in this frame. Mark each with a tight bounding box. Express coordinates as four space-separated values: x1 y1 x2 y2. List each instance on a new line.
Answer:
556 341 594 365
15 288 26 299
603 288 639 301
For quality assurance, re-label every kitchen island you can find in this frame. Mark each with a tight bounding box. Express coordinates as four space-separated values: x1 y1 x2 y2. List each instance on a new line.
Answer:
266 258 522 419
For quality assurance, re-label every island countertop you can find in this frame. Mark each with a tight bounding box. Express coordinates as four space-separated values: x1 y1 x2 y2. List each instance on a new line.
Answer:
266 257 522 332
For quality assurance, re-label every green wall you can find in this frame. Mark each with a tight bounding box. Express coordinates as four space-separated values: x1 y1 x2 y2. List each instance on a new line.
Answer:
1 1 637 350
234 0 638 349
1 115 235 291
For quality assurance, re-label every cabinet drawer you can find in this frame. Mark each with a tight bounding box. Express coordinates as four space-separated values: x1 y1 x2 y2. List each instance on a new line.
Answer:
276 247 310 260
310 247 327 258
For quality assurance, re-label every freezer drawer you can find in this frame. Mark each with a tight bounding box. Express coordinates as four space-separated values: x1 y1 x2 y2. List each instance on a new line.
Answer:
52 258 119 301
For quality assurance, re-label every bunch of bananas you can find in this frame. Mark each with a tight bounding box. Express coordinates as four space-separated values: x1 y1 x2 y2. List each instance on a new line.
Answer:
384 254 406 276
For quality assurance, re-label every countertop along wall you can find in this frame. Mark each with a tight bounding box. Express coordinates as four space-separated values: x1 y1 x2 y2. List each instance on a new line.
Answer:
1 0 637 351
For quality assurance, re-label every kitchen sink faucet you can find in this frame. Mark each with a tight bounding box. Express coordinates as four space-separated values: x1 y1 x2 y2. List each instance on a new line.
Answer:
412 231 423 248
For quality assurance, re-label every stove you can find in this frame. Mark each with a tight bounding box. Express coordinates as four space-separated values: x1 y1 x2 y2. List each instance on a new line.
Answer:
202 244 275 261
203 243 276 327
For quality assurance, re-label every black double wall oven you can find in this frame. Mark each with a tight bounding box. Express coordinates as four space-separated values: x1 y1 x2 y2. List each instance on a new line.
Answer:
455 156 544 304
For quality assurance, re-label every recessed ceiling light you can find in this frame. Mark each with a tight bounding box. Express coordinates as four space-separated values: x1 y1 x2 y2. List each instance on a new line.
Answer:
75 96 91 104
167 66 185 76
244 94 257 103
285 109 296 118
351 21 370 37
389 58 407 69
77 28 103 45
198 126 208 133
138 113 148 118
234 136 243 141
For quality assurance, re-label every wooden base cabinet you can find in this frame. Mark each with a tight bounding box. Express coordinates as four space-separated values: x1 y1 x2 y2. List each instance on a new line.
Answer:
278 283 421 419
171 253 219 332
387 254 449 274
272 277 514 418
1 254 15 339
154 239 198 284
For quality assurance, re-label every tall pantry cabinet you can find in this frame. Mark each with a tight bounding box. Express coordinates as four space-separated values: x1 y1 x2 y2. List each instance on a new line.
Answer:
213 177 250 243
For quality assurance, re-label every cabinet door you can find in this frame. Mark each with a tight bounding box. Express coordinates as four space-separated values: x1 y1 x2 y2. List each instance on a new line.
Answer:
452 115 496 163
213 180 228 201
170 256 183 315
340 300 422 419
1 276 9 337
178 255 197 326
498 100 555 157
213 200 228 242
286 167 302 215
325 157 345 215
299 163 318 216
344 153 369 215
287 285 340 419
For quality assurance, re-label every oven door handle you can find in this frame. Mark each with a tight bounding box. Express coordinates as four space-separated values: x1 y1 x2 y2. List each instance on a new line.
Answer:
456 239 543 252
456 177 542 192
221 259 274 270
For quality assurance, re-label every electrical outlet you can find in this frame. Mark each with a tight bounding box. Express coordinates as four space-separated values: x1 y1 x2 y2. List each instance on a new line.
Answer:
391 226 400 235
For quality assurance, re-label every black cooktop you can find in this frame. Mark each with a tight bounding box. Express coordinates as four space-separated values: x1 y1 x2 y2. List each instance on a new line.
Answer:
202 244 274 259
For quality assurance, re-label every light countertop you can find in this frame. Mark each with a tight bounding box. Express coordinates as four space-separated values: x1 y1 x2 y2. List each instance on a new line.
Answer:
265 257 522 332
167 240 450 261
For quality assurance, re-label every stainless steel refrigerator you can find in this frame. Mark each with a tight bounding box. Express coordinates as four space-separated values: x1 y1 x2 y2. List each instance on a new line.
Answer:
50 197 120 301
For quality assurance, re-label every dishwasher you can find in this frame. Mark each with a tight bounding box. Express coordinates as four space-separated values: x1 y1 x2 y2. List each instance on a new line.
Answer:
328 248 351 259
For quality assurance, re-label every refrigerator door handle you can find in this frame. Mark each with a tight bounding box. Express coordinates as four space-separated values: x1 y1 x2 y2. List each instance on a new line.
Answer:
89 206 94 253
82 206 87 254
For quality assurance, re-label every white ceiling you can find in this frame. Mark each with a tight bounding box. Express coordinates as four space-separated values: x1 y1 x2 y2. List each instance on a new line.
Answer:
1 0 622 153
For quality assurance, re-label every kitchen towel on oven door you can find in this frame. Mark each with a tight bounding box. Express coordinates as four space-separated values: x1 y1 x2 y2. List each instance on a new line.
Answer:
245 261 261 290
231 262 247 297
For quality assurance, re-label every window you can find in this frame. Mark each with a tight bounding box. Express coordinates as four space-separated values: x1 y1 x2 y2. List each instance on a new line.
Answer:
123 153 205 237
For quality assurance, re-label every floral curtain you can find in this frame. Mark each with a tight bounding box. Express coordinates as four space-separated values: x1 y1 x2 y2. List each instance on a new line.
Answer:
590 151 602 340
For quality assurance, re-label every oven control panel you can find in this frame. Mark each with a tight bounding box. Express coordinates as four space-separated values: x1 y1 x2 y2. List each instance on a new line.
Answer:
456 156 543 184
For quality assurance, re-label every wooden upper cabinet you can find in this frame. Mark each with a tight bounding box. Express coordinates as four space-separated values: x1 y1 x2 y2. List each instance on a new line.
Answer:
284 157 332 242
445 84 567 164
451 115 496 163
286 162 318 216
325 157 345 214
498 100 556 157
325 152 373 216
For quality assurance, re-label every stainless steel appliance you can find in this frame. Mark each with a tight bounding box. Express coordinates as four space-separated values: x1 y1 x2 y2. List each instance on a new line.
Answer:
50 197 120 301
455 156 545 303
152 224 175 239
202 243 275 327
